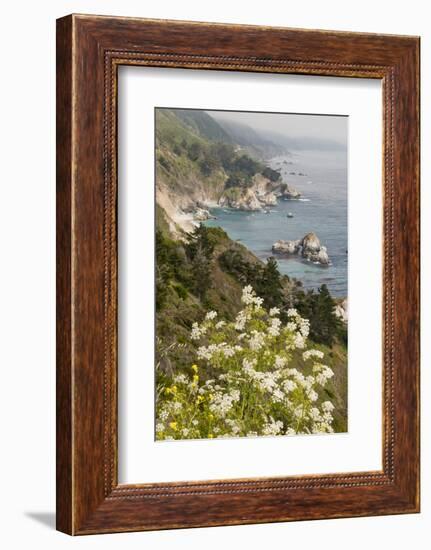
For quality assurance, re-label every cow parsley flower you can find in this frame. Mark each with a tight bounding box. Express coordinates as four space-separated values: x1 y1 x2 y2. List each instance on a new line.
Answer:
303 349 324 361
205 310 217 321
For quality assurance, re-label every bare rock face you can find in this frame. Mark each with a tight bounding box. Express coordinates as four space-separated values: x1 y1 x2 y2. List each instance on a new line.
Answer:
194 207 215 221
272 239 301 255
272 182 301 199
301 232 330 265
334 298 348 323
272 232 330 266
302 232 321 252
259 192 278 206
282 185 301 199
219 188 263 211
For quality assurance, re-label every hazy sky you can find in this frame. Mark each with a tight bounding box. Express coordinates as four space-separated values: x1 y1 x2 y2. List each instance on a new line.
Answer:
208 110 348 150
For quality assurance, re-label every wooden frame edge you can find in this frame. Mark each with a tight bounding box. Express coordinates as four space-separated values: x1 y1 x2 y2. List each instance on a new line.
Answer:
56 14 420 535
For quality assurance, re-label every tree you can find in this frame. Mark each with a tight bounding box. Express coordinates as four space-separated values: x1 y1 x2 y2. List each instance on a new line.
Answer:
256 257 284 309
185 226 215 301
297 284 341 346
212 142 236 171
198 150 220 176
187 141 202 161
262 166 281 182
155 230 192 309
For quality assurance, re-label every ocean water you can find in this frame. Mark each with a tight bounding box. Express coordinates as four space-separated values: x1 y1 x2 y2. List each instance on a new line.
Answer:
204 150 348 297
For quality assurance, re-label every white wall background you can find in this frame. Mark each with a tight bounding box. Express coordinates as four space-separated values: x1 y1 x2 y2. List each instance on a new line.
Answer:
0 0 427 548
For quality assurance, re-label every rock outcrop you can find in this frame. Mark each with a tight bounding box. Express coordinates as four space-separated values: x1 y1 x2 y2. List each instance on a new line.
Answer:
334 298 348 323
219 188 263 211
219 174 301 212
278 185 301 199
272 239 301 255
272 232 330 265
259 191 278 206
193 207 216 221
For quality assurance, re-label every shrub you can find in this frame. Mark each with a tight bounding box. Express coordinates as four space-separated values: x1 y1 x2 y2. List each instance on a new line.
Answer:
156 286 336 440
262 166 281 182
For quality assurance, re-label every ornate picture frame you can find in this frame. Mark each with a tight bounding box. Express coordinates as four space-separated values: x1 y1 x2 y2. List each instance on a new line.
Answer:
56 14 420 534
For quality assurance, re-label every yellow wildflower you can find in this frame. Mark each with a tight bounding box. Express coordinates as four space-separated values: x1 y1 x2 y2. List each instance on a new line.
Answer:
191 364 199 373
169 421 177 430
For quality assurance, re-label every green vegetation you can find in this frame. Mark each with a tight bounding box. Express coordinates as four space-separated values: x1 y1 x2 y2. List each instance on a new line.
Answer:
156 109 272 192
262 166 282 182
155 225 347 434
157 288 339 440
154 107 348 438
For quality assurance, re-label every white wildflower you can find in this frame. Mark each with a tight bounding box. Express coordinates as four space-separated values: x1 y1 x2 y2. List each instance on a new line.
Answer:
171 401 183 412
303 349 324 361
159 409 169 421
294 333 306 349
269 307 280 317
234 311 247 331
315 366 334 385
205 310 218 321
173 373 188 384
268 317 282 337
262 417 284 436
272 388 285 402
249 330 266 351
274 355 287 369
282 379 296 393
309 407 322 421
241 285 255 305
307 389 318 402
191 322 202 340
322 401 335 413
241 285 264 308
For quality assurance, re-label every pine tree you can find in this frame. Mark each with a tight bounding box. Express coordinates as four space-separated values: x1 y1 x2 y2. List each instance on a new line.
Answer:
185 226 215 301
257 257 284 309
298 284 340 346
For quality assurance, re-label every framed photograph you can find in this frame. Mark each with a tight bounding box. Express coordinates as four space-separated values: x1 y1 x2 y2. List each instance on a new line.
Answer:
56 14 420 535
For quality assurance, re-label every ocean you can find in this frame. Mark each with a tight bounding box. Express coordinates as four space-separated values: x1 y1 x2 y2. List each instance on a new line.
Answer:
204 150 348 297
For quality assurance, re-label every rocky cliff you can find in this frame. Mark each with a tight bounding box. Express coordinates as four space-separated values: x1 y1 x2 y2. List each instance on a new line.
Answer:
155 108 301 235
272 232 330 265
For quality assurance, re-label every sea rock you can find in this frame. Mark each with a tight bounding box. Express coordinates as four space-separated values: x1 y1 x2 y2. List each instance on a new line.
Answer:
301 233 330 264
272 239 301 255
281 185 301 199
272 232 330 266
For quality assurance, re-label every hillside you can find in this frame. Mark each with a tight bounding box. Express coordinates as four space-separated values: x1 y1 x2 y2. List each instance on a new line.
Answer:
208 114 289 159
155 108 348 436
155 108 299 236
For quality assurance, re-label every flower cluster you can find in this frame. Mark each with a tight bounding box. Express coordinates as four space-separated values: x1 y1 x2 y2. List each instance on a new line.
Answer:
156 286 336 440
